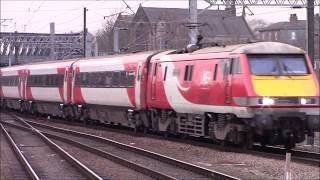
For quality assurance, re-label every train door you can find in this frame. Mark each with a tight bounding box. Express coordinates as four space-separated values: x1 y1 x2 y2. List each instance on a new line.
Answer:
63 67 68 103
151 63 158 100
221 59 233 104
135 62 143 109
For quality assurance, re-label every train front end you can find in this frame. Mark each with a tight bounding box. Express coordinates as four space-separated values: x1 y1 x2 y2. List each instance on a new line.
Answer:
243 49 319 149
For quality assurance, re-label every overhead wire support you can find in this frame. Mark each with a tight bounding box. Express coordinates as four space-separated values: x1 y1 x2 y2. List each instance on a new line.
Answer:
203 0 319 6
122 0 135 15
83 7 87 58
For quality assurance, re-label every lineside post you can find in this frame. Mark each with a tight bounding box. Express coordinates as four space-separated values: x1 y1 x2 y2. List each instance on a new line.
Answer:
285 151 292 180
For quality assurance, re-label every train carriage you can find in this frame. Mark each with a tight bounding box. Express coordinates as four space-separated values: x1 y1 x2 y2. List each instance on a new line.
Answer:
70 52 160 126
24 60 75 115
0 41 319 148
146 42 320 148
0 65 26 110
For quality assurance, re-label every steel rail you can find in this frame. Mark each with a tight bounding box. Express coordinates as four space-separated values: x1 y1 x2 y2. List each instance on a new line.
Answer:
20 113 320 166
1 121 177 180
11 116 241 180
0 123 41 180
6 116 103 180
252 145 320 165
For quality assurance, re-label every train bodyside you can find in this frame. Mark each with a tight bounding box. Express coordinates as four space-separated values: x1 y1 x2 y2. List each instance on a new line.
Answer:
0 65 26 110
1 42 318 148
70 52 160 126
24 61 75 115
146 42 320 148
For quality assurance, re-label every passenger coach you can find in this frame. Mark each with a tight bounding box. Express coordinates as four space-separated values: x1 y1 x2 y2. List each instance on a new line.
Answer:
0 42 319 149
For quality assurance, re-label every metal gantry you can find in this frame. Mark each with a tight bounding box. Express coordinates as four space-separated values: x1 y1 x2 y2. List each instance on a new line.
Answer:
203 0 320 7
0 32 85 66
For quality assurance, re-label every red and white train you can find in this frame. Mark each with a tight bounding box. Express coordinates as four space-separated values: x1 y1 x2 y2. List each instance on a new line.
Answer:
1 42 319 148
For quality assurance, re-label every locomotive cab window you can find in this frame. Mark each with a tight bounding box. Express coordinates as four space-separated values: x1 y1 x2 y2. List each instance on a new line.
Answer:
248 54 309 75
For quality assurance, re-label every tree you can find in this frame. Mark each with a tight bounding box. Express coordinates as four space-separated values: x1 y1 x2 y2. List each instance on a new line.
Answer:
247 19 269 38
96 17 116 55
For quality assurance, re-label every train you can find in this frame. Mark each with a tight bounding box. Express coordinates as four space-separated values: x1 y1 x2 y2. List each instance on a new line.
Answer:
0 41 319 149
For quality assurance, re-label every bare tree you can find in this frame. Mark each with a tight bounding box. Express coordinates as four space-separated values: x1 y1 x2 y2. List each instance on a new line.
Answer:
96 17 116 55
247 19 269 38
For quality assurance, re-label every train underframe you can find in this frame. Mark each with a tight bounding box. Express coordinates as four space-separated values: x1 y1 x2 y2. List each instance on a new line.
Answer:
1 98 318 149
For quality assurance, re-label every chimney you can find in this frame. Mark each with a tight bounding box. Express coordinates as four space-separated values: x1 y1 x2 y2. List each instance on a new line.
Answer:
289 14 298 24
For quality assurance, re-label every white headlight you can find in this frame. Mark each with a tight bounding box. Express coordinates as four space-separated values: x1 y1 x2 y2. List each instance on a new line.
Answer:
262 97 275 105
300 98 307 105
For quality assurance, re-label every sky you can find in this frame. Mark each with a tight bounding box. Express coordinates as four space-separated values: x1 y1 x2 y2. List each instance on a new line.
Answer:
1 0 320 35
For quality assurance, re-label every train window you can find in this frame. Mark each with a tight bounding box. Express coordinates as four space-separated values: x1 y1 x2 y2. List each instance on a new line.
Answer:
90 72 104 87
75 73 81 86
163 66 168 81
213 64 218 80
105 72 112 87
184 65 193 81
1 76 19 86
249 55 309 75
27 74 64 87
112 71 120 86
74 71 135 88
127 71 135 87
119 71 127 87
82 73 89 87
232 58 242 74
153 63 158 76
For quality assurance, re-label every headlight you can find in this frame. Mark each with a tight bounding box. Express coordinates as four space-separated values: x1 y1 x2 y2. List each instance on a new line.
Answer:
300 98 307 105
300 98 317 105
259 97 275 105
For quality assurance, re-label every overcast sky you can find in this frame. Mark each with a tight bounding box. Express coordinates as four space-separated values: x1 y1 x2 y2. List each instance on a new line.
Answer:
1 0 319 34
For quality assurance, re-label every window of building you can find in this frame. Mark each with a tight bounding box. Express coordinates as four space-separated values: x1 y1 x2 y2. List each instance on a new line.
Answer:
291 31 296 40
261 33 265 40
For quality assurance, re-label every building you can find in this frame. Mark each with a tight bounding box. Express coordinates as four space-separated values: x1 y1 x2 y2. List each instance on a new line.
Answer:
0 31 98 66
112 6 254 53
258 13 320 61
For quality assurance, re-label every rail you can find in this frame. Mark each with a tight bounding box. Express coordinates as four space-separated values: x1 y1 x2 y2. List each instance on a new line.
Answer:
0 123 40 180
8 114 241 180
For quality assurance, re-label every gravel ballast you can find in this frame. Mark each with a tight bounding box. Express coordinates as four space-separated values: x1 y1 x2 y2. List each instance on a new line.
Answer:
29 119 320 180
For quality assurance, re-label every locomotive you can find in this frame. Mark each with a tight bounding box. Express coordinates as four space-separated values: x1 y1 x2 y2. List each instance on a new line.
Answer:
1 42 319 149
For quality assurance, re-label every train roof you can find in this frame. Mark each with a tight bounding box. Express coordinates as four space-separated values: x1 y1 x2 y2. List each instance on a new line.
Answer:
192 41 305 55
75 51 158 64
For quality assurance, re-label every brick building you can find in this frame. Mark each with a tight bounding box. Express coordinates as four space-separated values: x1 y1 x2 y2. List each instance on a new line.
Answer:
112 6 254 53
258 13 320 61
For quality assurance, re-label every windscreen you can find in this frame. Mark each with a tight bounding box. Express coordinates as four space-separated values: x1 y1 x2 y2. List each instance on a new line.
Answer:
248 55 309 75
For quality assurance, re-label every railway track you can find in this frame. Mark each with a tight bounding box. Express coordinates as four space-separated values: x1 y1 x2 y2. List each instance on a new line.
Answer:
19 112 320 166
0 123 40 180
0 120 100 179
1 112 241 180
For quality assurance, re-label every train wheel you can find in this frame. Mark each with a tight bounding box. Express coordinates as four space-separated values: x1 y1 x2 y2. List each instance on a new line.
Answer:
284 133 295 150
241 132 253 149
63 106 74 121
220 140 226 147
